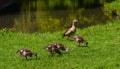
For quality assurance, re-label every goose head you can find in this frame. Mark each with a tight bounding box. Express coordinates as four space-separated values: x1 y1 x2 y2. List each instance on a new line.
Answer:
72 19 78 27
73 19 78 23
44 45 51 50
65 47 69 52
73 36 80 42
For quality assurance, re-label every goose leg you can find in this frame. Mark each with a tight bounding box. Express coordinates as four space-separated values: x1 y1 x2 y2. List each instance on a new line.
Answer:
78 42 80 46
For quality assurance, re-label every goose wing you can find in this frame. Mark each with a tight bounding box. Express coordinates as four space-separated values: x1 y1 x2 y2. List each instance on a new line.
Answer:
77 36 84 41
23 49 31 52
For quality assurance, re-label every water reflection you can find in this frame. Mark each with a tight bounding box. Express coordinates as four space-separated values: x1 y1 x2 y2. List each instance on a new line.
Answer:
0 8 108 33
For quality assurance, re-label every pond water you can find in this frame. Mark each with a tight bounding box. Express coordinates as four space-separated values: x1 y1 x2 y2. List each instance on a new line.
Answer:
0 8 108 33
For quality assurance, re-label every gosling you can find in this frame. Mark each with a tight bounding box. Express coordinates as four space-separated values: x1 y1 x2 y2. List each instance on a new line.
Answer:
44 43 69 56
73 36 88 46
17 48 37 60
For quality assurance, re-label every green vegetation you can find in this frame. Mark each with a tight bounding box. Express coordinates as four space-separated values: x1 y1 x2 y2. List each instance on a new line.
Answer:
0 20 120 69
0 0 120 69
104 0 120 19
13 0 114 33
14 0 110 9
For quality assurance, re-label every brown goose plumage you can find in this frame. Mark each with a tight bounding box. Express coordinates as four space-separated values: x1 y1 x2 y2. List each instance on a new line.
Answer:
17 48 37 60
44 43 69 56
73 36 88 46
63 19 78 40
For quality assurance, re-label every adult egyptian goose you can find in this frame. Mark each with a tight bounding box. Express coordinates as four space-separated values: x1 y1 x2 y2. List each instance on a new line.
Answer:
73 36 88 46
63 19 78 40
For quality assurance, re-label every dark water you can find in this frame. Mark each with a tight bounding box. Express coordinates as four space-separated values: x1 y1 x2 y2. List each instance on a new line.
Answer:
0 8 108 33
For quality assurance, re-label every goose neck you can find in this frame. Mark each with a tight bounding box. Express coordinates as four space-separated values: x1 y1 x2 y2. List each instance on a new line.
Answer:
72 22 75 28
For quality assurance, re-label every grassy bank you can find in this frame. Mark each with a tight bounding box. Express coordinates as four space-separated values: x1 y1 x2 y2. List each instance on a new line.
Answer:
0 20 120 69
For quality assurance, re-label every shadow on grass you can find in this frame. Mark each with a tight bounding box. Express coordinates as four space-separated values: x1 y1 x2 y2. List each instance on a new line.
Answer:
77 45 89 48
21 57 40 61
47 52 69 58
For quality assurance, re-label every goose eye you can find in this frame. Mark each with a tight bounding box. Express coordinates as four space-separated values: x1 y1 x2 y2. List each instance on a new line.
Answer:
74 37 76 39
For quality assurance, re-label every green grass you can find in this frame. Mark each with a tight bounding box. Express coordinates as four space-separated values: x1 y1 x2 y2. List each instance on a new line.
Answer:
104 0 120 19
0 20 120 69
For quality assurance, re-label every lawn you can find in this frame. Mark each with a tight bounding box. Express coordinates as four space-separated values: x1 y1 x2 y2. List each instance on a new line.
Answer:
0 20 120 69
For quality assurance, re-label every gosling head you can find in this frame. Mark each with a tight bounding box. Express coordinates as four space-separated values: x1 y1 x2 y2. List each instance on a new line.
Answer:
44 45 51 50
73 36 79 42
16 49 23 54
65 47 69 52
